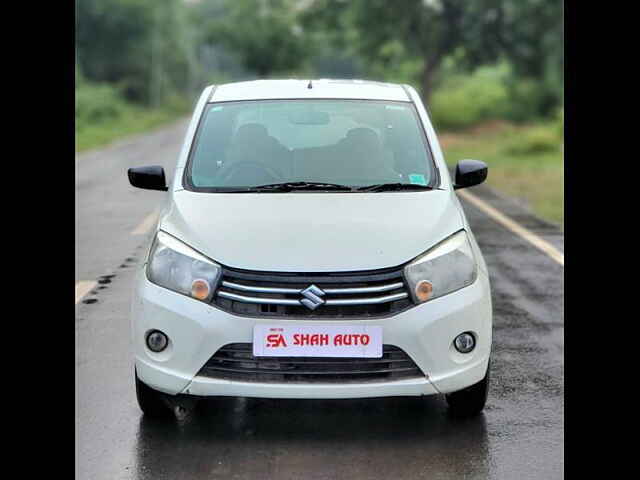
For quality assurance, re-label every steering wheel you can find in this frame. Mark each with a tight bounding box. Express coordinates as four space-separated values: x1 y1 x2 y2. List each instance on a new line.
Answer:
216 161 284 184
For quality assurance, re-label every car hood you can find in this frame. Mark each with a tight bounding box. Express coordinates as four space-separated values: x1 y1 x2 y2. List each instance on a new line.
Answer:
160 190 463 272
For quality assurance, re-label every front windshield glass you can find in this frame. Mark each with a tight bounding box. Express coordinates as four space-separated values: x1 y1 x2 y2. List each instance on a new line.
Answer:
185 99 438 191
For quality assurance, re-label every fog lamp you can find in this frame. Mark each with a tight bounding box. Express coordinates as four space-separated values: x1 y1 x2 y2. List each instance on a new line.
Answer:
454 332 475 353
146 330 168 352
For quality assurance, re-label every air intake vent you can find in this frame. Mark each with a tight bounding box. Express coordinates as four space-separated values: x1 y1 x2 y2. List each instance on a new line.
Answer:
197 343 424 383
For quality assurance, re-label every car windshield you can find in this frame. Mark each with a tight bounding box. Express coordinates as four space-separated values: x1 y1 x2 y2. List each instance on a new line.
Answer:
185 99 439 191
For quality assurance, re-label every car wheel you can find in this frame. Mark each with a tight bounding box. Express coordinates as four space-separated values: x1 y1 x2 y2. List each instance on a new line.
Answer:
445 363 490 417
135 369 171 417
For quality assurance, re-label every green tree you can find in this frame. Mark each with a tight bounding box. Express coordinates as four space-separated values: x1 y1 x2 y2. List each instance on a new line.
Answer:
302 0 506 99
495 0 564 112
194 0 306 78
301 0 562 105
76 0 198 105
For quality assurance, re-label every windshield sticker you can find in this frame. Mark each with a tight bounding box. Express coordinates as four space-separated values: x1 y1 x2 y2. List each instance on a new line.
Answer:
409 173 428 186
211 106 224 112
385 105 407 111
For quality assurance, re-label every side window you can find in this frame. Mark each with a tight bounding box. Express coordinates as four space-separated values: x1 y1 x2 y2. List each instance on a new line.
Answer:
383 106 432 183
190 107 235 185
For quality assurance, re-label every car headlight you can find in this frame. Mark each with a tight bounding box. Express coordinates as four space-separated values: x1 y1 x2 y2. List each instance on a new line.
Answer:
147 231 221 302
404 230 477 304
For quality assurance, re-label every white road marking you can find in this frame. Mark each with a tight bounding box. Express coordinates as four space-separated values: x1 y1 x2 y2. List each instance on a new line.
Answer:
457 189 564 266
77 210 157 305
131 210 159 236
76 280 97 304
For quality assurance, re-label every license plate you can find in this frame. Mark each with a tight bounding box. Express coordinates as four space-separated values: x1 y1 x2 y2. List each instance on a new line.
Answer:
252 325 383 358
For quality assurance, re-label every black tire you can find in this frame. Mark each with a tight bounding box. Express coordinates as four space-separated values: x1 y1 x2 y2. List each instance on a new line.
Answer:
445 363 490 418
135 369 171 417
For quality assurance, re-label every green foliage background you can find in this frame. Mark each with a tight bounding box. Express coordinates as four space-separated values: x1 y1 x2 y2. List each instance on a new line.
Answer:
76 0 563 139
76 0 563 224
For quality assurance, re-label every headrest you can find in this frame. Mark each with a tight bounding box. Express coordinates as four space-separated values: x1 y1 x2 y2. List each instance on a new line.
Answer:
233 123 269 142
344 128 381 148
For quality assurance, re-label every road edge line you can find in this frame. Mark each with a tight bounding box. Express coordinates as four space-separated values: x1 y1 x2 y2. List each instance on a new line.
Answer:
76 280 98 304
457 189 564 266
131 210 159 236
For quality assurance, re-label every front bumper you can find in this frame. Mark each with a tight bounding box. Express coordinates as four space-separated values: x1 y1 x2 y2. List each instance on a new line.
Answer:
131 267 492 399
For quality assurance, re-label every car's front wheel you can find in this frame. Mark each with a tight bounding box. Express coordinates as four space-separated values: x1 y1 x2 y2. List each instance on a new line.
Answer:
135 369 171 417
445 363 490 417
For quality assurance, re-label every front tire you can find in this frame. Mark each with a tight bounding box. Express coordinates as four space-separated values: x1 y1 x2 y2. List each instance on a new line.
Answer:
135 369 171 417
445 363 490 417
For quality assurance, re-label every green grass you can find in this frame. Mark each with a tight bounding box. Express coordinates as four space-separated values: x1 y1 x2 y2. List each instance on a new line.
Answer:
75 104 189 152
440 120 564 227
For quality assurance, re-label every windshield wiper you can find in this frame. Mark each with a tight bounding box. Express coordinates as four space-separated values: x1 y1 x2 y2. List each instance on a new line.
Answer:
356 183 438 192
222 182 437 193
250 181 354 192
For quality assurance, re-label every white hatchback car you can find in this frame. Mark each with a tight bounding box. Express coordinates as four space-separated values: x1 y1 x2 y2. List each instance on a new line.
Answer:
128 79 492 418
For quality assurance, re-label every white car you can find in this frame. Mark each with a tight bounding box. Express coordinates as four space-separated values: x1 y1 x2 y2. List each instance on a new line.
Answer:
128 79 492 418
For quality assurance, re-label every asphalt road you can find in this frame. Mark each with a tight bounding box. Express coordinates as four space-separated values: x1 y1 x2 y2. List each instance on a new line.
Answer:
75 120 564 480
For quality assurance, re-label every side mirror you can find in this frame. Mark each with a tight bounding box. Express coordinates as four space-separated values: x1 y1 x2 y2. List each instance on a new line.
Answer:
128 166 168 191
454 159 487 190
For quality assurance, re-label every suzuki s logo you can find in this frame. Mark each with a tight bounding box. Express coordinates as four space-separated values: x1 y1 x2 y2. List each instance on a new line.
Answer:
300 284 325 310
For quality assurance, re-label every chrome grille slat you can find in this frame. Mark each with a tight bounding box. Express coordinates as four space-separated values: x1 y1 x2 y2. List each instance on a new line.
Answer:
217 291 301 305
221 280 405 295
220 268 403 284
325 292 408 305
323 282 404 294
221 281 301 294
213 266 412 317
217 290 408 306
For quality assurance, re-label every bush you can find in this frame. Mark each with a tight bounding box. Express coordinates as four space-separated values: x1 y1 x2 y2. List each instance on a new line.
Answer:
503 78 547 122
428 61 562 130
161 93 191 115
554 107 564 137
76 82 129 126
429 65 511 130
75 77 191 152
504 125 560 155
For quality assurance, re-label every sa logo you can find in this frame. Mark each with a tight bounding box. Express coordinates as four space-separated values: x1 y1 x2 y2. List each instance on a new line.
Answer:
266 333 287 348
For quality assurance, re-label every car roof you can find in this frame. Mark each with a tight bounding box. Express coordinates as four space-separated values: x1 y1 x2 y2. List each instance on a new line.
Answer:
209 79 412 103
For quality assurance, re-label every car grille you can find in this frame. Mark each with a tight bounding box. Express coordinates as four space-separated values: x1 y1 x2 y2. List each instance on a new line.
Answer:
197 343 425 383
212 265 412 318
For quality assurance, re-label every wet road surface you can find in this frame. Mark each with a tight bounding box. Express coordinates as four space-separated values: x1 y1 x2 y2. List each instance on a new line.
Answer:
76 121 563 479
